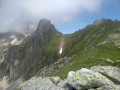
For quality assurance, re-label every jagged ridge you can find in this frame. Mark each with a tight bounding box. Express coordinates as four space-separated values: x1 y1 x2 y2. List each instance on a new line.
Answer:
0 19 62 82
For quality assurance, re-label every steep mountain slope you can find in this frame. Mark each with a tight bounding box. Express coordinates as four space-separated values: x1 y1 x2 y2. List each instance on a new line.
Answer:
62 18 120 56
0 32 27 64
0 19 62 83
48 18 120 79
0 21 37 64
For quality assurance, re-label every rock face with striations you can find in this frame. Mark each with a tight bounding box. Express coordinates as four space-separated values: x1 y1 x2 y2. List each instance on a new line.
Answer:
0 19 62 82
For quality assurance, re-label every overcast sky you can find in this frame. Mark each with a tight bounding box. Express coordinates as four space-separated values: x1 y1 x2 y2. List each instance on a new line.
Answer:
0 0 120 33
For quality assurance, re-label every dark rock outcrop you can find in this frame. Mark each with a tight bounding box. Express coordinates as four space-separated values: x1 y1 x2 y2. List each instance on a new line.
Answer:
0 19 62 82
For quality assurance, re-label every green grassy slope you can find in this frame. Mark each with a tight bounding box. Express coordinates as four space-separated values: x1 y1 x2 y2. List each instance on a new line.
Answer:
48 20 120 79
48 43 120 79
63 21 120 56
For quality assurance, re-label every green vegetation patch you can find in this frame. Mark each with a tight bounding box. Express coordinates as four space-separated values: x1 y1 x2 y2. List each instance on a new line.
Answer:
48 43 120 79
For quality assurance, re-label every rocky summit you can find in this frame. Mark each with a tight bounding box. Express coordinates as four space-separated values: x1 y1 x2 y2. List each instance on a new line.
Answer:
0 19 62 82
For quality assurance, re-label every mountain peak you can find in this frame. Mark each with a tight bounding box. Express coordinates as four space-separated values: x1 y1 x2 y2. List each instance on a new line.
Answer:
40 18 51 24
36 18 57 33
37 19 51 30
93 18 113 25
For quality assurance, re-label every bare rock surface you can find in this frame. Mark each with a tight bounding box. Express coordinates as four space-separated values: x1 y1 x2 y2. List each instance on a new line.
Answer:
17 66 120 90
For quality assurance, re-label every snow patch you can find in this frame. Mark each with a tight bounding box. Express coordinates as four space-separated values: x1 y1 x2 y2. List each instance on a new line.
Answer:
59 47 62 54
25 34 30 37
11 38 17 44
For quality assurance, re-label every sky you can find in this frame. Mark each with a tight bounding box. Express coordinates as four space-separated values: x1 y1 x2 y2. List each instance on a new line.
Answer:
0 0 120 34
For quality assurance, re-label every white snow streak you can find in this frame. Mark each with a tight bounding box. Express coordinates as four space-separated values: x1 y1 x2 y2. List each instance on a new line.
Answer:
59 47 62 54
11 38 17 44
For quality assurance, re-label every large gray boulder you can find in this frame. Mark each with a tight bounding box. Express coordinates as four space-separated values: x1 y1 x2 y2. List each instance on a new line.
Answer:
20 76 65 90
16 66 120 90
91 66 120 82
65 68 120 90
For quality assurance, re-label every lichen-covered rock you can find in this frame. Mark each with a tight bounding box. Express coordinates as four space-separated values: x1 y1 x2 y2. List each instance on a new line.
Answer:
20 76 64 90
14 66 120 90
50 76 61 85
91 66 120 82
65 68 119 90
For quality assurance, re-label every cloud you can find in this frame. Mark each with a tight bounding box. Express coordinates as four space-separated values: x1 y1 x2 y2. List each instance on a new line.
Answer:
0 0 103 31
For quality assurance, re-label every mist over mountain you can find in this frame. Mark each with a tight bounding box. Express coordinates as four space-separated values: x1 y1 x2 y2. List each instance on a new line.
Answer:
1 0 120 89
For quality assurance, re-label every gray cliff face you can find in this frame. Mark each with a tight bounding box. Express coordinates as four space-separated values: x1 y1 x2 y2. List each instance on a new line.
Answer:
0 19 61 82
33 19 59 45
0 22 37 64
0 32 27 64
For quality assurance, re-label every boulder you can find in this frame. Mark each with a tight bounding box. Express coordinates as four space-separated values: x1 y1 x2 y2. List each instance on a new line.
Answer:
20 76 64 90
65 68 119 90
17 66 120 90
91 66 120 82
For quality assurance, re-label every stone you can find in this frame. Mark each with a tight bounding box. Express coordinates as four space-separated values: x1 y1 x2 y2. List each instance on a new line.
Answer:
91 66 120 82
50 76 61 85
116 60 120 62
65 68 119 90
106 59 114 63
67 71 75 79
13 66 120 90
20 76 64 90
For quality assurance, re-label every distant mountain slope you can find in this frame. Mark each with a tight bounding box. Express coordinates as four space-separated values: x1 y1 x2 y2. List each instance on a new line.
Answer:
62 18 120 56
48 18 120 79
0 32 27 64
0 21 37 64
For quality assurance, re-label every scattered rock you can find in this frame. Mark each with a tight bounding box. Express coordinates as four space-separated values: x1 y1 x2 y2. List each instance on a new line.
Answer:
37 57 72 76
116 60 120 62
106 59 114 63
50 76 61 85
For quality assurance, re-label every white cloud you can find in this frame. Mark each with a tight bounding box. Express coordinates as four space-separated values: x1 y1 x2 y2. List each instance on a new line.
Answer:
0 0 103 31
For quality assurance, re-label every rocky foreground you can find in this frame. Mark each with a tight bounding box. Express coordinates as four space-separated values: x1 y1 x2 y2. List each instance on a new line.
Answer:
12 66 120 90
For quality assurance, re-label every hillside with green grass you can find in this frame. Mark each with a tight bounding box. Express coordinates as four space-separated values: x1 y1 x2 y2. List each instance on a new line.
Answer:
48 19 120 79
